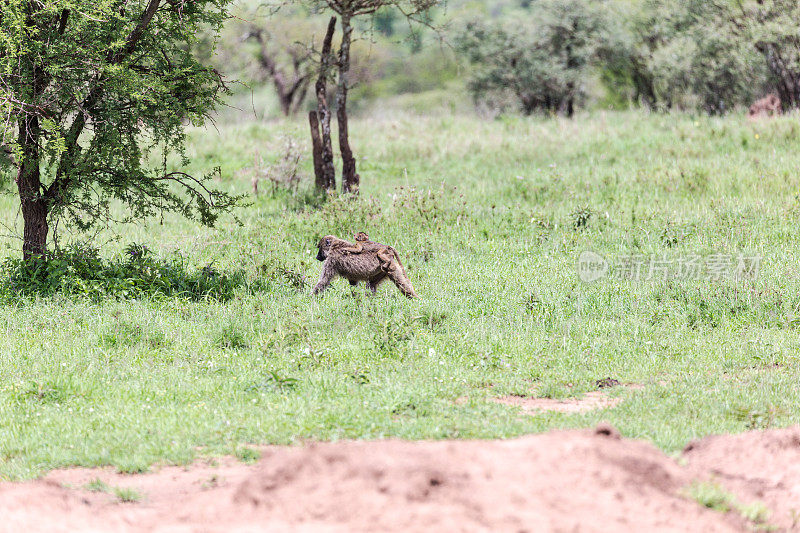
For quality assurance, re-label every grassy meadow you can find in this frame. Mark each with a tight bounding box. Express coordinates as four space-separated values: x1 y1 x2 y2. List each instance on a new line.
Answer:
2 110 800 479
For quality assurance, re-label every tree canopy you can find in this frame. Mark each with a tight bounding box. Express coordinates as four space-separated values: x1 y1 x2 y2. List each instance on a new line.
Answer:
0 0 239 258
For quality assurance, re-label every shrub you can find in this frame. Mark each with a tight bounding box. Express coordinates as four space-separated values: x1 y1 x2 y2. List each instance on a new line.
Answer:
0 243 246 302
456 0 615 116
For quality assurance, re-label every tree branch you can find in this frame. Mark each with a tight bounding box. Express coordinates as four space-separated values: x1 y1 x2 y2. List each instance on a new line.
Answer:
49 0 164 200
57 9 70 35
113 0 163 63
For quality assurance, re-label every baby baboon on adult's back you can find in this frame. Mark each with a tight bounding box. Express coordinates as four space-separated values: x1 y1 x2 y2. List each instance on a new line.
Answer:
341 231 371 255
313 234 418 298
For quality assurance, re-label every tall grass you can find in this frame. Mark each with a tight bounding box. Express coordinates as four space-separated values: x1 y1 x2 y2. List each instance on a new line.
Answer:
1 110 800 479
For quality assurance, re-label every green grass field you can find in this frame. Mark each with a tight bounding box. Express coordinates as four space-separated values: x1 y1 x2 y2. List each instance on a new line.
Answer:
2 110 800 480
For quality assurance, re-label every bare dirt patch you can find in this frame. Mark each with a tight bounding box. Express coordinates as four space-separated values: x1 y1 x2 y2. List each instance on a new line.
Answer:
0 427 763 533
491 390 622 414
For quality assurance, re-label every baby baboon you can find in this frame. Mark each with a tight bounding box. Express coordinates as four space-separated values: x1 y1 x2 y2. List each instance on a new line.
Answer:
748 93 781 118
341 231 405 283
313 235 418 298
342 231 371 255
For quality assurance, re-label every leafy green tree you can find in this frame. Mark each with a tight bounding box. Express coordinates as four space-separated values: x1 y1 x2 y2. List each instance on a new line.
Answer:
456 0 613 116
0 0 239 258
645 0 762 113
600 0 764 113
730 0 800 109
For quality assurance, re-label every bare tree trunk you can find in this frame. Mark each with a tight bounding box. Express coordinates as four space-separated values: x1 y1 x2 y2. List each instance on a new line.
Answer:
252 30 311 117
315 17 337 191
16 117 48 259
309 111 325 191
291 82 311 115
336 14 360 194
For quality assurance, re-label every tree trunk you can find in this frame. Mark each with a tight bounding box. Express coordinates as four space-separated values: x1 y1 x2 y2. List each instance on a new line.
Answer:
762 45 799 111
16 117 48 259
336 14 360 195
309 111 325 191
291 81 311 115
314 17 337 191
252 30 311 117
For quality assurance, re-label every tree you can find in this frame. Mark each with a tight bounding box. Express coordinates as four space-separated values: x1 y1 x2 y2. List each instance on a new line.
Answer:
299 0 439 194
638 0 763 114
456 0 613 117
729 0 800 110
214 9 323 117
0 0 239 258
309 16 337 192
245 26 313 116
596 0 766 114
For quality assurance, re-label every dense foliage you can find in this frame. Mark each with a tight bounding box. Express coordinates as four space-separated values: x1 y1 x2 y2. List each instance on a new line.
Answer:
454 0 781 115
225 0 800 116
0 244 246 302
731 0 800 109
456 0 614 116
0 0 240 257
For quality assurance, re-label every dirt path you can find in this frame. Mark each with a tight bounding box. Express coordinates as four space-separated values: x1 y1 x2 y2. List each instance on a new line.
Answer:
4 426 800 532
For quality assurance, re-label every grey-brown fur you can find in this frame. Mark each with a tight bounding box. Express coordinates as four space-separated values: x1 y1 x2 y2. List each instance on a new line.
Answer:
341 231 370 255
313 234 418 298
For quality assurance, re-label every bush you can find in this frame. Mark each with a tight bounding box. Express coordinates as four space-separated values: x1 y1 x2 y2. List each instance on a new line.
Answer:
0 244 246 302
456 0 615 116
602 0 766 114
644 0 765 114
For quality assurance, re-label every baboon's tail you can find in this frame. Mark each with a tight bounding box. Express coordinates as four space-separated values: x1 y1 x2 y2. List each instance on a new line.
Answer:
389 247 408 276
386 247 418 299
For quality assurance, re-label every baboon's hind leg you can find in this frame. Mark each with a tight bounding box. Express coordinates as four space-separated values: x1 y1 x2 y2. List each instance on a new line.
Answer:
386 265 418 299
367 273 386 295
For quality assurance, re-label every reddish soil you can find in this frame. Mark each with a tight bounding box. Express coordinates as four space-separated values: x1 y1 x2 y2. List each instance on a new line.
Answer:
490 391 622 413
5 426 800 532
684 427 800 530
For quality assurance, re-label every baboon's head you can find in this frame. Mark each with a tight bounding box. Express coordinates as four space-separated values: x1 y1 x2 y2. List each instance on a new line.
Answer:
316 235 335 261
354 231 369 242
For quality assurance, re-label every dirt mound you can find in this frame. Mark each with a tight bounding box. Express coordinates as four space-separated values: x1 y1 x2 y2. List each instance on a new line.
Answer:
684 426 800 529
0 428 752 533
231 430 740 532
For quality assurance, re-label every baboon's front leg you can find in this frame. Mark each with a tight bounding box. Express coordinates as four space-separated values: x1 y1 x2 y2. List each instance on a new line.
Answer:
313 261 337 294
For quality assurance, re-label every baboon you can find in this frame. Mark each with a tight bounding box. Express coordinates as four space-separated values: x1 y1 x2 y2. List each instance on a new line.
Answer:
342 231 370 255
313 235 418 298
342 231 401 277
748 94 781 118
